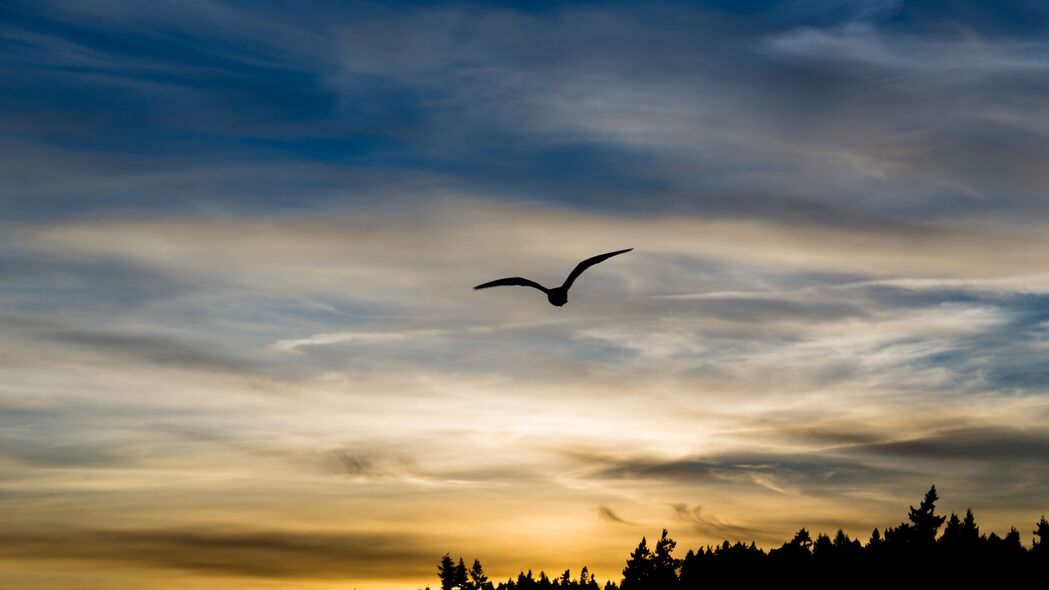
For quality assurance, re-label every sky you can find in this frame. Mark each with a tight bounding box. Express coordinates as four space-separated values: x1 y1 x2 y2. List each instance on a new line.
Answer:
3 0 1049 588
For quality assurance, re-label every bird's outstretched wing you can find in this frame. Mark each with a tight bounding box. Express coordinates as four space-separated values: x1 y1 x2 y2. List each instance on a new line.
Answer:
561 248 632 290
473 277 549 292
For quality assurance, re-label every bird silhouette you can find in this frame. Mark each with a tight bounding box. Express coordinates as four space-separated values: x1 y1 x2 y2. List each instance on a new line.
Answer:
474 248 632 306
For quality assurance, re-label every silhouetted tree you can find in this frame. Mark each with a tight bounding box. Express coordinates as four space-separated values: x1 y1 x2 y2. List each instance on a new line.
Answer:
455 558 469 590
940 512 962 547
832 529 852 548
792 528 813 550
1004 528 1023 553
985 527 1025 567
652 529 680 587
961 509 980 541
678 548 701 588
468 559 492 590
775 527 813 558
439 554 459 590
1034 516 1049 559
868 528 882 546
812 533 833 560
579 566 598 590
766 526 812 579
537 571 551 590
907 485 946 546
620 536 654 590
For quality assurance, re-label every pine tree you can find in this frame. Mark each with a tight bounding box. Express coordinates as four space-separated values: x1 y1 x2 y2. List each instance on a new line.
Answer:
830 529 861 564
960 508 981 548
454 558 468 590
579 566 599 589
940 512 962 549
790 528 813 551
907 485 946 545
439 554 458 590
868 528 882 547
812 533 833 560
620 536 654 590
1004 528 1022 549
883 523 913 546
652 529 680 587
468 559 491 590
769 527 812 568
1034 516 1049 558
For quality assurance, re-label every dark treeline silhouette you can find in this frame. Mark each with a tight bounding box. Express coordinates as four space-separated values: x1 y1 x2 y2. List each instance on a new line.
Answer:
431 486 1049 589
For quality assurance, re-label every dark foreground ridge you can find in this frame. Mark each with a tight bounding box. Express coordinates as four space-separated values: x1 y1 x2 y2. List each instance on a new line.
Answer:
431 486 1049 589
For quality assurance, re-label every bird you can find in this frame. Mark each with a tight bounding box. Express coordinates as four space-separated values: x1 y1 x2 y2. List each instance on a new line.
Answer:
474 248 632 307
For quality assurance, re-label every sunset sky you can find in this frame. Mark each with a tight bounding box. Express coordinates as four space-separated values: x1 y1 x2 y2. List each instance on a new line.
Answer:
3 1 1049 588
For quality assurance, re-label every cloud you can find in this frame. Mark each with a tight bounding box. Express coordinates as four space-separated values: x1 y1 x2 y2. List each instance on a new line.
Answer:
51 329 256 372
0 441 130 469
598 505 639 526
272 330 418 351
563 446 898 495
0 527 437 579
765 22 1049 71
24 201 1049 302
0 313 260 376
672 504 772 543
855 426 1049 463
6 1 1049 227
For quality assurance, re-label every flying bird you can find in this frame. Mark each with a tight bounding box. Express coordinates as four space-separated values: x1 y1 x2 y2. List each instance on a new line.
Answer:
474 248 632 307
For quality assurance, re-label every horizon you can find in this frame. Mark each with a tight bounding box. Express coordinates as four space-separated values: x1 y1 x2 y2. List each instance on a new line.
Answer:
3 1 1049 588
434 484 1048 588
434 485 1049 589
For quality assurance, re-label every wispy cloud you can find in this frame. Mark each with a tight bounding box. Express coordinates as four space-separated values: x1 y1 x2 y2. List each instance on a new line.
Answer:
598 505 640 526
672 504 773 544
0 527 437 579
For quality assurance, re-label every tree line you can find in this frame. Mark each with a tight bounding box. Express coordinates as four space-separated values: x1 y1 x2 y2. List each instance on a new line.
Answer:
432 486 1049 589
